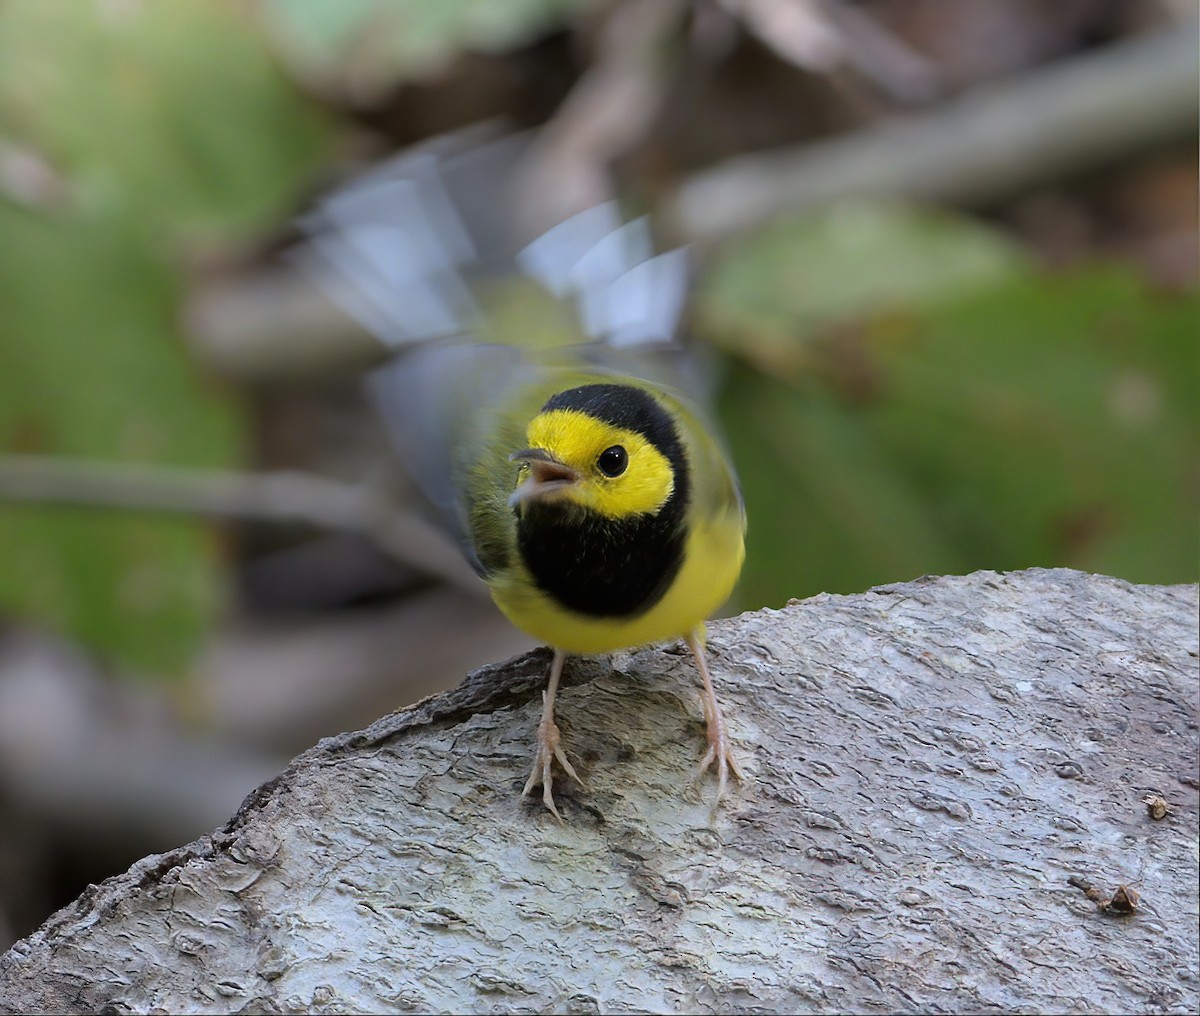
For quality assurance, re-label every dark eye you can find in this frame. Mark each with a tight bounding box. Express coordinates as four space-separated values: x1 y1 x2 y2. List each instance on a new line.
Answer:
597 445 628 477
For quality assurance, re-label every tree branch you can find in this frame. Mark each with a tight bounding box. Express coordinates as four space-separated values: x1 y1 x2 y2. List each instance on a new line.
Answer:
0 454 485 598
669 21 1198 241
1 569 1195 1014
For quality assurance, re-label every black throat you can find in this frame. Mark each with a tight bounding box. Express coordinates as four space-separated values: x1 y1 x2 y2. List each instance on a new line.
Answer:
516 384 690 618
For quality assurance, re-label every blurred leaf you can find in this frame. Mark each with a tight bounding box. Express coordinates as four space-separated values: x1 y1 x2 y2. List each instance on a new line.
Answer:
719 261 1198 606
863 267 1199 585
0 1 333 674
0 0 331 239
0 208 243 674
261 0 596 94
720 365 966 610
698 201 1030 376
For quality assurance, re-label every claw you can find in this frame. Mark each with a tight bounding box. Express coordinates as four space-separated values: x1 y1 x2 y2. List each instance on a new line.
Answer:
521 649 583 818
522 688 583 819
689 628 743 800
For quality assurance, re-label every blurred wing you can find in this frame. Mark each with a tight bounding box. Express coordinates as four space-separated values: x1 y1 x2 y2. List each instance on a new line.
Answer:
294 130 525 349
517 207 689 352
367 342 534 574
294 126 703 562
296 127 692 356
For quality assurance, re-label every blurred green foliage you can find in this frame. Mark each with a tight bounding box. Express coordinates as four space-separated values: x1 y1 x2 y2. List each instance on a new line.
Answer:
702 206 1198 606
0 1 331 237
0 2 1194 675
0 0 331 672
261 0 594 93
699 202 1032 376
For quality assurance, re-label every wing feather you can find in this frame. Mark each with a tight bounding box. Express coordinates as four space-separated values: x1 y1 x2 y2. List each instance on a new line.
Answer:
293 126 717 567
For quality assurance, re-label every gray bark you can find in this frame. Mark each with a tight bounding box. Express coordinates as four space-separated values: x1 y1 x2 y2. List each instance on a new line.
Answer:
1 568 1197 1015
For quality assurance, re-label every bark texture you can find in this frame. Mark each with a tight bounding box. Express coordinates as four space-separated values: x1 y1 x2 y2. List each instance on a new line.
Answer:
1 569 1197 1015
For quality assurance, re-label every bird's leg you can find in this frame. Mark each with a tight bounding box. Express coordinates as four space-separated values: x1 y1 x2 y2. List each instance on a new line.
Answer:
522 648 582 819
688 627 743 798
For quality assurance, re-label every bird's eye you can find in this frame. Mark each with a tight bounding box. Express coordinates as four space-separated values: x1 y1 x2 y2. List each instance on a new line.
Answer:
597 445 628 477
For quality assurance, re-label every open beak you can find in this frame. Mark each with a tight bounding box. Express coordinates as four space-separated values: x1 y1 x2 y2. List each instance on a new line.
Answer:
508 448 580 507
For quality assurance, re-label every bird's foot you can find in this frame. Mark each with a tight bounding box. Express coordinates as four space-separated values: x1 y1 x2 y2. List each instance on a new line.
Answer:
522 690 583 820
689 628 743 801
697 693 744 800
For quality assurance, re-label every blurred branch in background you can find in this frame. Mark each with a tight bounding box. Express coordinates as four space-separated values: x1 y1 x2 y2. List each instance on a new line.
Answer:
0 454 485 598
514 0 688 233
187 19 1197 384
725 0 941 101
670 20 1198 240
182 268 386 383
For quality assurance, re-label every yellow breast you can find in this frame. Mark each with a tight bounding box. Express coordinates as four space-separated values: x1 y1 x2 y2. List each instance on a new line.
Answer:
488 502 745 655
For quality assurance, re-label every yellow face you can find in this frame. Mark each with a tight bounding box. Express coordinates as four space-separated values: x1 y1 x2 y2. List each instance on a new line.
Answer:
518 408 675 519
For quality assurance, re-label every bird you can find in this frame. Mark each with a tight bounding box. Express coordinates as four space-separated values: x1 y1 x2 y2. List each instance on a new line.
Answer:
296 128 746 817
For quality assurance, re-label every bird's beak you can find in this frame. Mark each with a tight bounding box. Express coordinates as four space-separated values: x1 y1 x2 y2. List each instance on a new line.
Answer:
508 448 581 507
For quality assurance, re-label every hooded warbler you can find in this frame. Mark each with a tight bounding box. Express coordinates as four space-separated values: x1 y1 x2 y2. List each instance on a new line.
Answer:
300 130 746 817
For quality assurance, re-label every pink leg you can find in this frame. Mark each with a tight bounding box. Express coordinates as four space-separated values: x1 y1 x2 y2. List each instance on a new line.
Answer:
522 648 582 819
688 627 743 798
